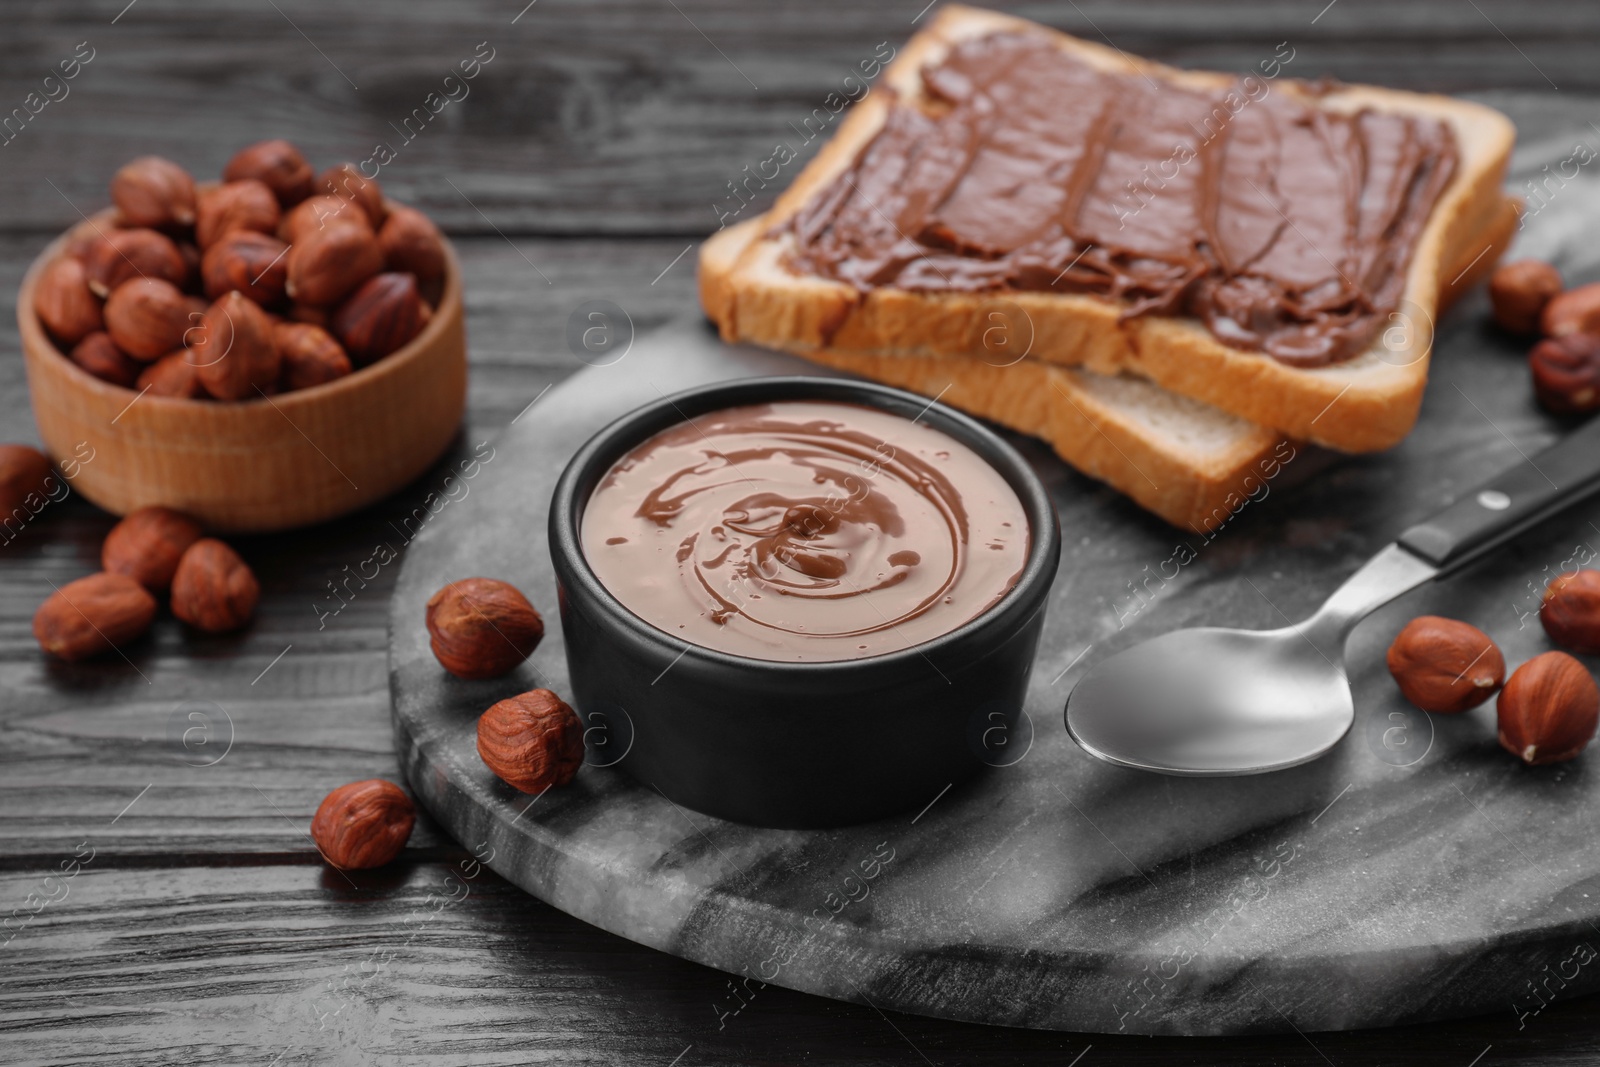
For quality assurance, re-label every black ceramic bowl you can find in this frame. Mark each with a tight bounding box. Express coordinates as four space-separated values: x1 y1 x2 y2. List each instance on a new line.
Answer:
549 377 1060 828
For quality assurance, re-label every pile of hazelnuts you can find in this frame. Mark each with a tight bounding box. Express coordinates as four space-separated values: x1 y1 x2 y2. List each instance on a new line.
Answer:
31 139 446 399
1488 260 1600 414
1386 570 1600 766
309 577 584 871
32 505 259 662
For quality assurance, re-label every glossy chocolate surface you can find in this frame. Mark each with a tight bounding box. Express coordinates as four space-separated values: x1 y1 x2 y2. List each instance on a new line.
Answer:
581 400 1029 661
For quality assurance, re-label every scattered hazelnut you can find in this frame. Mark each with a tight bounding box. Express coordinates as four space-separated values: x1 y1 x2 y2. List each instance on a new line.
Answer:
1385 615 1505 713
196 179 281 249
1529 333 1600 415
280 194 373 244
426 577 544 679
109 155 197 229
1497 651 1599 765
1488 260 1563 335
104 277 193 360
78 227 189 297
285 223 384 307
170 538 260 632
273 322 352 391
223 139 315 207
201 230 290 305
32 572 157 661
137 351 205 399
318 162 387 229
102 506 204 592
0 444 53 517
187 291 280 400
333 272 432 364
378 207 446 288
33 256 104 346
476 689 584 794
69 332 142 388
310 780 415 870
1540 570 1600 655
1540 282 1600 339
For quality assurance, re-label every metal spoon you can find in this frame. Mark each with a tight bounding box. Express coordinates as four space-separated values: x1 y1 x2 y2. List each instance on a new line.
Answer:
1065 415 1600 776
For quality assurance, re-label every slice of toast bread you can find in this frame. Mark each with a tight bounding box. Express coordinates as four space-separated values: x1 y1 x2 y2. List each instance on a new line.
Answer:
705 4 1516 454
701 195 1516 532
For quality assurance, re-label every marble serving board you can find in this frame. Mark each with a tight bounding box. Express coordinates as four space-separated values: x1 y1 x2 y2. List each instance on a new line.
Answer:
388 118 1600 1035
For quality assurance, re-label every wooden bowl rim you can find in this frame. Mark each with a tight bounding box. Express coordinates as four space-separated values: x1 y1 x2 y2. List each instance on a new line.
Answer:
16 202 463 414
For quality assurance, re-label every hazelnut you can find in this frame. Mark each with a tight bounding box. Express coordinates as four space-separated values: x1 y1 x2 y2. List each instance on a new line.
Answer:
137 351 205 399
187 291 280 400
78 227 189 298
1385 615 1505 713
33 572 157 661
223 140 315 207
0 444 53 517
310 780 415 870
170 538 260 632
333 272 432 364
280 194 372 244
1540 570 1600 654
1529 333 1600 415
1497 651 1599 765
318 162 387 229
201 230 290 305
1541 282 1600 339
426 577 544 679
378 207 446 288
63 230 99 262
287 303 330 329
476 689 584 794
273 322 352 391
109 155 197 229
195 179 281 249
1488 260 1563 335
102 506 204 592
178 240 202 279
69 332 142 388
285 223 384 307
33 256 104 346
104 277 192 360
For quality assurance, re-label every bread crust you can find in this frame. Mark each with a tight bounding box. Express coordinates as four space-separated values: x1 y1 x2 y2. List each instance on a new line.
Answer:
707 4 1517 453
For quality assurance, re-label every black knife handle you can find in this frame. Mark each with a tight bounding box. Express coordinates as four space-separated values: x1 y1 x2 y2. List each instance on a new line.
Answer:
1398 414 1600 573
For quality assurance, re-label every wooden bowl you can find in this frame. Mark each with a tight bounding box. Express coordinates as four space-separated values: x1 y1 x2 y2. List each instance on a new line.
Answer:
17 209 467 533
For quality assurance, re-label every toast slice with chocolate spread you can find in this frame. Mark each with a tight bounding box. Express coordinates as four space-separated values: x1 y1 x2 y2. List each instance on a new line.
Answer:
702 197 1514 532
702 4 1516 455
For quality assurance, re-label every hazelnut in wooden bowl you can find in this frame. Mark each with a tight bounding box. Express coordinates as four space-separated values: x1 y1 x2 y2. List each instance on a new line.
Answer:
17 154 465 533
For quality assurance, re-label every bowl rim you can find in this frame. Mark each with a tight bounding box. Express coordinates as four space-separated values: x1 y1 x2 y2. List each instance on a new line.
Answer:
15 202 462 412
549 375 1063 677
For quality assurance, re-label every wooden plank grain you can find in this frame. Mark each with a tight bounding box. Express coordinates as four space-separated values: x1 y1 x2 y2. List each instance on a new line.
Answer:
2 863 1597 1066
0 0 1597 235
0 233 701 857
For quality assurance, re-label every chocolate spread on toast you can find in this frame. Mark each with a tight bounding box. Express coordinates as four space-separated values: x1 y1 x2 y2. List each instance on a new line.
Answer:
784 33 1459 367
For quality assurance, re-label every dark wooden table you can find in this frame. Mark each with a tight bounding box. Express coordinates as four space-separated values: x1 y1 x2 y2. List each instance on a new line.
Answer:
4 2 1599 1063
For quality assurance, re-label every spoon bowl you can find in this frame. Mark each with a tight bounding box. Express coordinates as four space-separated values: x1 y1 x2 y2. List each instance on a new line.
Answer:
1066 625 1355 775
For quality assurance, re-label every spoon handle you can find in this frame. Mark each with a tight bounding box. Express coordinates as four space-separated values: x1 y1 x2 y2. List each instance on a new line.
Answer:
1398 414 1600 573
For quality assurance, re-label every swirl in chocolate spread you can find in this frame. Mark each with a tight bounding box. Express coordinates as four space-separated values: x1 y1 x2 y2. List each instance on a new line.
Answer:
783 33 1459 367
581 401 1029 662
